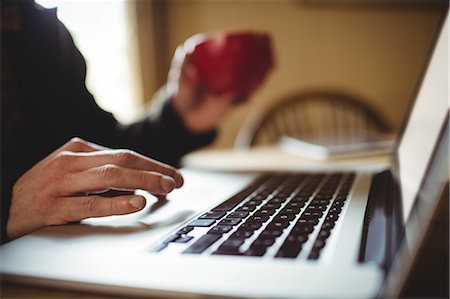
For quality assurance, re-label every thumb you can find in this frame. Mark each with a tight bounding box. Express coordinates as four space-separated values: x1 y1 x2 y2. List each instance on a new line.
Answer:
58 195 146 222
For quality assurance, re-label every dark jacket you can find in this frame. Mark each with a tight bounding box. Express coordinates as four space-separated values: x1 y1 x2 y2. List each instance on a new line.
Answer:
0 1 215 243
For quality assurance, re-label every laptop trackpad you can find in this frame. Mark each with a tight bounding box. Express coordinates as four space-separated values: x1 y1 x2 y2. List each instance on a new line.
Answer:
34 169 256 240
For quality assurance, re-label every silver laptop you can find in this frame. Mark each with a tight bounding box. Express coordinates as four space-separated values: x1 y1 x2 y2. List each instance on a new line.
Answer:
0 11 448 299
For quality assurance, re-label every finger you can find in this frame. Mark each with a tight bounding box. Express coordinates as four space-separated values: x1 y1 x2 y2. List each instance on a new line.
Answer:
62 137 110 152
40 138 105 167
47 138 109 161
65 165 177 195
167 44 186 83
61 150 183 187
183 59 200 84
59 195 146 222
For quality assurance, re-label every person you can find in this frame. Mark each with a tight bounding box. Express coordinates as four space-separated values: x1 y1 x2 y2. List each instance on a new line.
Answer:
0 1 257 243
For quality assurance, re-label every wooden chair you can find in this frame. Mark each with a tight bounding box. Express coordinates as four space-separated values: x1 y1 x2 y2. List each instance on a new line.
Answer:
235 90 391 149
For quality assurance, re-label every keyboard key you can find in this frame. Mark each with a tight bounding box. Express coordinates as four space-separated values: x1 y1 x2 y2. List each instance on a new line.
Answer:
183 234 221 254
314 194 333 200
302 211 323 219
174 236 194 243
220 239 245 248
266 221 290 230
333 202 346 209
290 196 309 203
291 224 314 236
313 199 331 205
259 229 284 238
187 219 216 227
322 220 335 230
265 203 282 209
240 222 263 231
253 195 266 202
236 206 257 212
163 235 179 243
229 230 254 239
286 234 308 244
247 215 270 222
280 207 301 214
286 202 302 209
273 214 296 222
269 197 286 204
214 199 246 212
307 204 327 211
329 204 343 211
297 191 313 198
176 227 194 235
254 208 276 216
245 200 260 206
325 213 339 222
276 242 302 258
214 239 245 255
313 239 326 250
213 247 242 255
317 229 331 240
228 212 249 219
308 250 321 260
244 245 267 257
297 218 319 226
219 218 241 226
199 211 226 220
208 225 233 234
334 196 347 203
252 238 275 247
328 207 342 216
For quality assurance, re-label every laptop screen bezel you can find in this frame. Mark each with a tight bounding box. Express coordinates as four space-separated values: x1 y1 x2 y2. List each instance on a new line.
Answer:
388 8 448 233
381 6 449 297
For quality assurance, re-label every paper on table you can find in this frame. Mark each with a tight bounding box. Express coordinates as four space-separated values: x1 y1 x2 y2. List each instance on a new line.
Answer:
279 135 395 161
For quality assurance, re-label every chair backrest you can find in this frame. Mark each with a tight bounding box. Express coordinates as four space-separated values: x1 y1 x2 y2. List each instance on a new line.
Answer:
235 90 391 149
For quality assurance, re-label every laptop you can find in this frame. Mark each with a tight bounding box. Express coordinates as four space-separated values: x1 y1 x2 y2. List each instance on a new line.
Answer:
0 10 448 299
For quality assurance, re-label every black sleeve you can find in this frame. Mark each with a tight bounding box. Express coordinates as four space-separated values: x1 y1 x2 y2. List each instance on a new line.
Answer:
55 21 216 166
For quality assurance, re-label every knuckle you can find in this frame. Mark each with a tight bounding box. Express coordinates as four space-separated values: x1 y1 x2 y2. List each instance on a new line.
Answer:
50 151 75 168
140 171 159 190
167 166 178 177
82 197 97 215
98 164 120 179
68 137 88 149
114 150 136 165
69 137 85 143
110 199 127 214
156 162 174 175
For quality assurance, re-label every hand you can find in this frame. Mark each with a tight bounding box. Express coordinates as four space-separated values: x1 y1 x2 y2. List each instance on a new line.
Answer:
6 138 183 240
167 42 250 134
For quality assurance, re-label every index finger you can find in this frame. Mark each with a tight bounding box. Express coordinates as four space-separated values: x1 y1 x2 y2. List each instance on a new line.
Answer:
64 149 184 188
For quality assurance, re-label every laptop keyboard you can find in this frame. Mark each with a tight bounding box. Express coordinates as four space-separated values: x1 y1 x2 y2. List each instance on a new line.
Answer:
151 172 355 260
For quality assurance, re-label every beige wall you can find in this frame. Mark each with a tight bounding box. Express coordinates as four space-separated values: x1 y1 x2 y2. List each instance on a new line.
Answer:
140 0 445 149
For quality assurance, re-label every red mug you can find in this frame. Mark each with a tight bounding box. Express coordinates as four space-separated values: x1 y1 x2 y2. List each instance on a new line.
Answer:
188 31 274 96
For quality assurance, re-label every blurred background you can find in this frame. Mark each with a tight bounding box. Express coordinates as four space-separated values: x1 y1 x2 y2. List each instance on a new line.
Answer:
37 0 446 149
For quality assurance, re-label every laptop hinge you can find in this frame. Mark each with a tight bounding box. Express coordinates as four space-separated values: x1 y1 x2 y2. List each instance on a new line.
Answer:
358 170 395 269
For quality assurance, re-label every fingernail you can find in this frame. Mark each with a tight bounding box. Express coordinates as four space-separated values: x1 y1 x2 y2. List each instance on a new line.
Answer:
160 176 175 193
129 196 145 209
175 171 184 188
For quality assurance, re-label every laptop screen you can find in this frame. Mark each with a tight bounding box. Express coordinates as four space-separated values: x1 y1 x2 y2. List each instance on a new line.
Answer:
396 13 448 225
